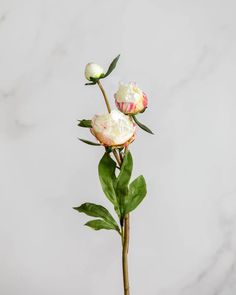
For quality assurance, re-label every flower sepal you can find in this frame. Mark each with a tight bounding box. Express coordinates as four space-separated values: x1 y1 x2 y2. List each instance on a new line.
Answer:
77 119 92 128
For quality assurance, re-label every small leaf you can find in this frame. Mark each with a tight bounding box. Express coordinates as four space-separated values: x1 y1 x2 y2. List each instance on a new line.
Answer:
103 54 120 78
73 203 118 228
125 175 147 214
132 115 154 134
78 138 101 146
98 153 120 216
85 219 117 231
85 82 96 86
77 120 92 128
115 150 133 217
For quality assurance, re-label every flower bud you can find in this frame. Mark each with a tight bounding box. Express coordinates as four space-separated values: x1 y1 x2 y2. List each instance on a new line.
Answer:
91 110 136 147
85 63 105 81
114 82 148 115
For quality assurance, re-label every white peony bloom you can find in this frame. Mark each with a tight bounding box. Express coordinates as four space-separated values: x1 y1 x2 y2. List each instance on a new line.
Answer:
85 63 104 81
91 110 136 147
114 82 148 115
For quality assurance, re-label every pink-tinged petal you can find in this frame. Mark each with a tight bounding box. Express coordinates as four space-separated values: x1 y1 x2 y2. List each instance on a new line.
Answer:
91 110 136 147
114 83 148 115
142 92 148 109
115 100 136 115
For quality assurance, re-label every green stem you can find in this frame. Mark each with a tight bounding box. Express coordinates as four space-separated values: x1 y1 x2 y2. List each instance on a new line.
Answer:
122 214 130 295
120 149 130 295
113 149 122 166
96 80 122 166
97 80 111 113
96 80 130 294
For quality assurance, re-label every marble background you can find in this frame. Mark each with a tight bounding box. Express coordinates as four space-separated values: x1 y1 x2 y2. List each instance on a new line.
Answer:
1 0 236 294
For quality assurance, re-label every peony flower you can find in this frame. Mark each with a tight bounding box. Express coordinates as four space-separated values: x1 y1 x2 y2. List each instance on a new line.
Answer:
91 110 136 147
114 82 148 115
85 63 105 81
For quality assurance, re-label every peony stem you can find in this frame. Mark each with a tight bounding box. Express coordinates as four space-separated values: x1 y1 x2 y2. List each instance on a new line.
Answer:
113 149 122 166
97 80 111 113
96 81 122 166
119 150 130 295
97 80 131 294
122 214 130 295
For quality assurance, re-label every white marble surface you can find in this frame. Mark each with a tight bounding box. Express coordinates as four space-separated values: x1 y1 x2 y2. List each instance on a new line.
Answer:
1 0 236 294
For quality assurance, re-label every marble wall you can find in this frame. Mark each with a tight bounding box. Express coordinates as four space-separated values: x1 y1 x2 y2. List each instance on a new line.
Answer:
1 0 236 294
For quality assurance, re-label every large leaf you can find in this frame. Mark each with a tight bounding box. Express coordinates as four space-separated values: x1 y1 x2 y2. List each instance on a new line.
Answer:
78 138 101 146
103 54 120 78
132 115 154 134
98 153 120 215
73 203 116 225
77 119 92 128
115 150 133 217
85 219 117 231
125 175 147 214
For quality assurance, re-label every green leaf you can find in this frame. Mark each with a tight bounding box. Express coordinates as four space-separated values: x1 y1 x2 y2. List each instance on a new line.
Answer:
125 175 147 214
78 138 101 146
98 153 120 216
77 120 92 128
73 202 118 228
132 115 154 135
85 219 117 231
85 82 96 86
103 54 120 78
115 150 133 217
